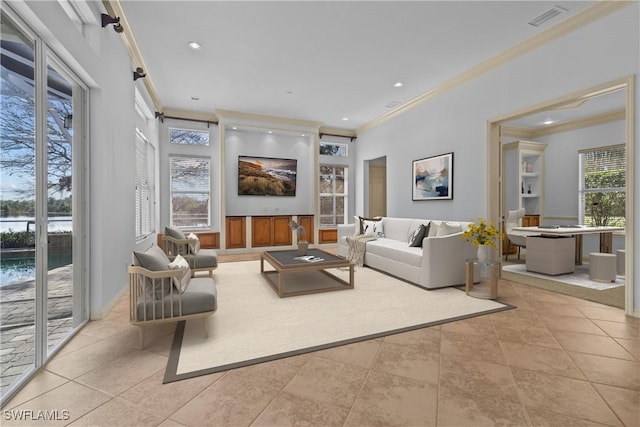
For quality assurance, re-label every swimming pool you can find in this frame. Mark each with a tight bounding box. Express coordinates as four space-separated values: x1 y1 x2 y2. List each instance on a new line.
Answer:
0 250 72 286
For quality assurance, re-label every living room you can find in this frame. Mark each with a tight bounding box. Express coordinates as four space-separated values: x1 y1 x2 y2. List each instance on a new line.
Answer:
1 1 639 424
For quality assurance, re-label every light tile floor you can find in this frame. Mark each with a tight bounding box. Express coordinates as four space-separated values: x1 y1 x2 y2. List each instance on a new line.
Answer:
2 254 639 427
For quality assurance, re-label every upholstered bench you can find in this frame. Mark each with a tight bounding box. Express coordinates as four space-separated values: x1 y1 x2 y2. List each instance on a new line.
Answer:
129 244 217 349
589 252 617 283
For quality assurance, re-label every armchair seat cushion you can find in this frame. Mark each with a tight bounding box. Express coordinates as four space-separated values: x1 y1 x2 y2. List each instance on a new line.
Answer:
135 277 217 320
192 249 218 269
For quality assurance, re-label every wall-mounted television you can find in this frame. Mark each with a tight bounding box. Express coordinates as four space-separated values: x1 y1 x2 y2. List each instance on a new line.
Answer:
238 156 297 196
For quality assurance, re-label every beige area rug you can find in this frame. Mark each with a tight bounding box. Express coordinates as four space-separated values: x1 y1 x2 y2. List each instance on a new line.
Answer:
502 264 625 309
164 260 510 383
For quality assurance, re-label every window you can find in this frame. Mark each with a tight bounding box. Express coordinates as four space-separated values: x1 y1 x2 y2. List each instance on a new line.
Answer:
135 128 155 238
578 144 625 227
170 156 210 228
169 128 210 146
319 142 348 157
319 166 347 226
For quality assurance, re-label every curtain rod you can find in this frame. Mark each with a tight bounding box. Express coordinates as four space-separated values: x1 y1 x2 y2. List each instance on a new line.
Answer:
319 132 357 142
155 112 218 128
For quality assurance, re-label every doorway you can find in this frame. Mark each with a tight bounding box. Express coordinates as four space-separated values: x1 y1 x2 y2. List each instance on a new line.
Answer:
0 9 88 405
367 157 387 218
487 77 635 315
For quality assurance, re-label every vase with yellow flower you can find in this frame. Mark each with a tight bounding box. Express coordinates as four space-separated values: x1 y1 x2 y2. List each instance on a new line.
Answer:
462 217 501 263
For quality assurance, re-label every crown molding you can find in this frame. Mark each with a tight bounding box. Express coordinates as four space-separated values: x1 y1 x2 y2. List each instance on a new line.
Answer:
102 0 163 112
358 1 633 135
530 108 625 137
215 109 322 132
501 108 626 138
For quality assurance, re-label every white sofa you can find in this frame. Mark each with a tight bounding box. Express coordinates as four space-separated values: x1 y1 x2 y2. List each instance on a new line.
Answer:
337 217 477 289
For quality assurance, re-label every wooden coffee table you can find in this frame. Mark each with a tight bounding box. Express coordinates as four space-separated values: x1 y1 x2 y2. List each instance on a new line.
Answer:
260 249 354 297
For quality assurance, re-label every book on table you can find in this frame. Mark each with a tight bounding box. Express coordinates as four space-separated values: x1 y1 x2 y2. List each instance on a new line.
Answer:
294 255 325 262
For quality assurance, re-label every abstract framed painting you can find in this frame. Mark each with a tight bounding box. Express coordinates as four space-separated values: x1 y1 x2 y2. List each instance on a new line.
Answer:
412 152 453 201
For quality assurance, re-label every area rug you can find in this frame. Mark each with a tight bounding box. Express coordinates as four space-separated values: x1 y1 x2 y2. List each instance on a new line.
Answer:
164 260 511 383
502 263 624 290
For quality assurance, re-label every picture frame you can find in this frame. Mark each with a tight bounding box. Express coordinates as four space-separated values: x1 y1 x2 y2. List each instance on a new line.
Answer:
412 152 453 201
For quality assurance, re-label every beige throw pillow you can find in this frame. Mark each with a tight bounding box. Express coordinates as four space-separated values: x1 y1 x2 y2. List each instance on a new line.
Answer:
436 221 461 236
168 254 191 293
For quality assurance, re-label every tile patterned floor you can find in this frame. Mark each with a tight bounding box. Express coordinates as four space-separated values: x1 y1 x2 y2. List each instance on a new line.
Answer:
2 254 639 427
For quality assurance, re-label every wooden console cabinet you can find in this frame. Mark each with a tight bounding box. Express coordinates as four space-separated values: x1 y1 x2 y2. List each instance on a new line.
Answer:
319 228 337 244
252 216 292 247
225 217 246 249
157 231 220 249
297 215 314 244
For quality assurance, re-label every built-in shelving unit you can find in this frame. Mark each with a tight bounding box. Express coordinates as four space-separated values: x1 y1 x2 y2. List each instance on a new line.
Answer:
503 140 547 223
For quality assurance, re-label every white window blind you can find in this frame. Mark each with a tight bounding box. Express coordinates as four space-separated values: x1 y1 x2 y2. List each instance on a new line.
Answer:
578 144 625 227
170 156 210 228
135 128 155 238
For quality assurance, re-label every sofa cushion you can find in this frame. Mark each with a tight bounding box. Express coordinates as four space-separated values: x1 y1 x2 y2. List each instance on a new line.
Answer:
382 217 414 241
408 223 430 247
436 221 462 236
365 238 423 267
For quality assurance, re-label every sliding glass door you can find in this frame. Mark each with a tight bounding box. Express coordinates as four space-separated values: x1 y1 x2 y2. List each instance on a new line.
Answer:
0 9 87 405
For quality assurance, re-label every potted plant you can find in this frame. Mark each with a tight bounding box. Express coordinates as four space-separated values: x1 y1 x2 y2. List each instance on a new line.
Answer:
462 217 500 263
289 221 308 255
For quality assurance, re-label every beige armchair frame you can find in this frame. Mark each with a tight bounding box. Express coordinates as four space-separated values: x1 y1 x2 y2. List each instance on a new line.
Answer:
128 265 215 349
162 235 216 277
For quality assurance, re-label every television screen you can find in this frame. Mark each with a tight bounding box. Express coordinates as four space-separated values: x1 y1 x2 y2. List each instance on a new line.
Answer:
238 156 297 196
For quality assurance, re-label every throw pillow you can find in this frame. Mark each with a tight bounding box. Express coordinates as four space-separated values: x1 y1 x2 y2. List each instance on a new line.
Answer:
436 221 462 236
187 232 201 255
408 223 430 247
362 218 384 238
165 226 186 240
133 244 172 298
168 254 191 293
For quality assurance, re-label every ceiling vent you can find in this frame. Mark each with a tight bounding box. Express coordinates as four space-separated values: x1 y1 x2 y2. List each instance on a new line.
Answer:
528 5 568 27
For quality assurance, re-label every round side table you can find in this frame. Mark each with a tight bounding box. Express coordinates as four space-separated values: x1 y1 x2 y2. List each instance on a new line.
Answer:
465 258 499 299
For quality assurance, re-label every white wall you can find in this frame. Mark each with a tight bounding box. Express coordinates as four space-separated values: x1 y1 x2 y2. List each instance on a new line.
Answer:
13 1 159 317
225 129 314 217
355 6 639 310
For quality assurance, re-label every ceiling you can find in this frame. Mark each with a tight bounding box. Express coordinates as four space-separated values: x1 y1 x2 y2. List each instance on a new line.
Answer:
118 1 598 131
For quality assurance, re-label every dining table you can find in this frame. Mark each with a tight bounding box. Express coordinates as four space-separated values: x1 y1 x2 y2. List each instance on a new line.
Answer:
511 225 624 265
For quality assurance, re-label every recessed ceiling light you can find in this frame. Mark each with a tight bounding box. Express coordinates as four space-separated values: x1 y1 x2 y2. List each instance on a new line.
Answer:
394 82 404 88
188 42 201 49
342 117 349 121
268 131 273 134
191 96 199 101
232 126 237 130
543 119 555 125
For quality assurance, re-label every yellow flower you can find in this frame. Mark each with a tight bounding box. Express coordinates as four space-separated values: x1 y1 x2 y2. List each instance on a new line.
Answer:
461 217 501 248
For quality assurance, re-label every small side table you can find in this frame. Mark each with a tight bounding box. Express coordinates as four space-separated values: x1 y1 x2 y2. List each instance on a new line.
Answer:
465 258 499 299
